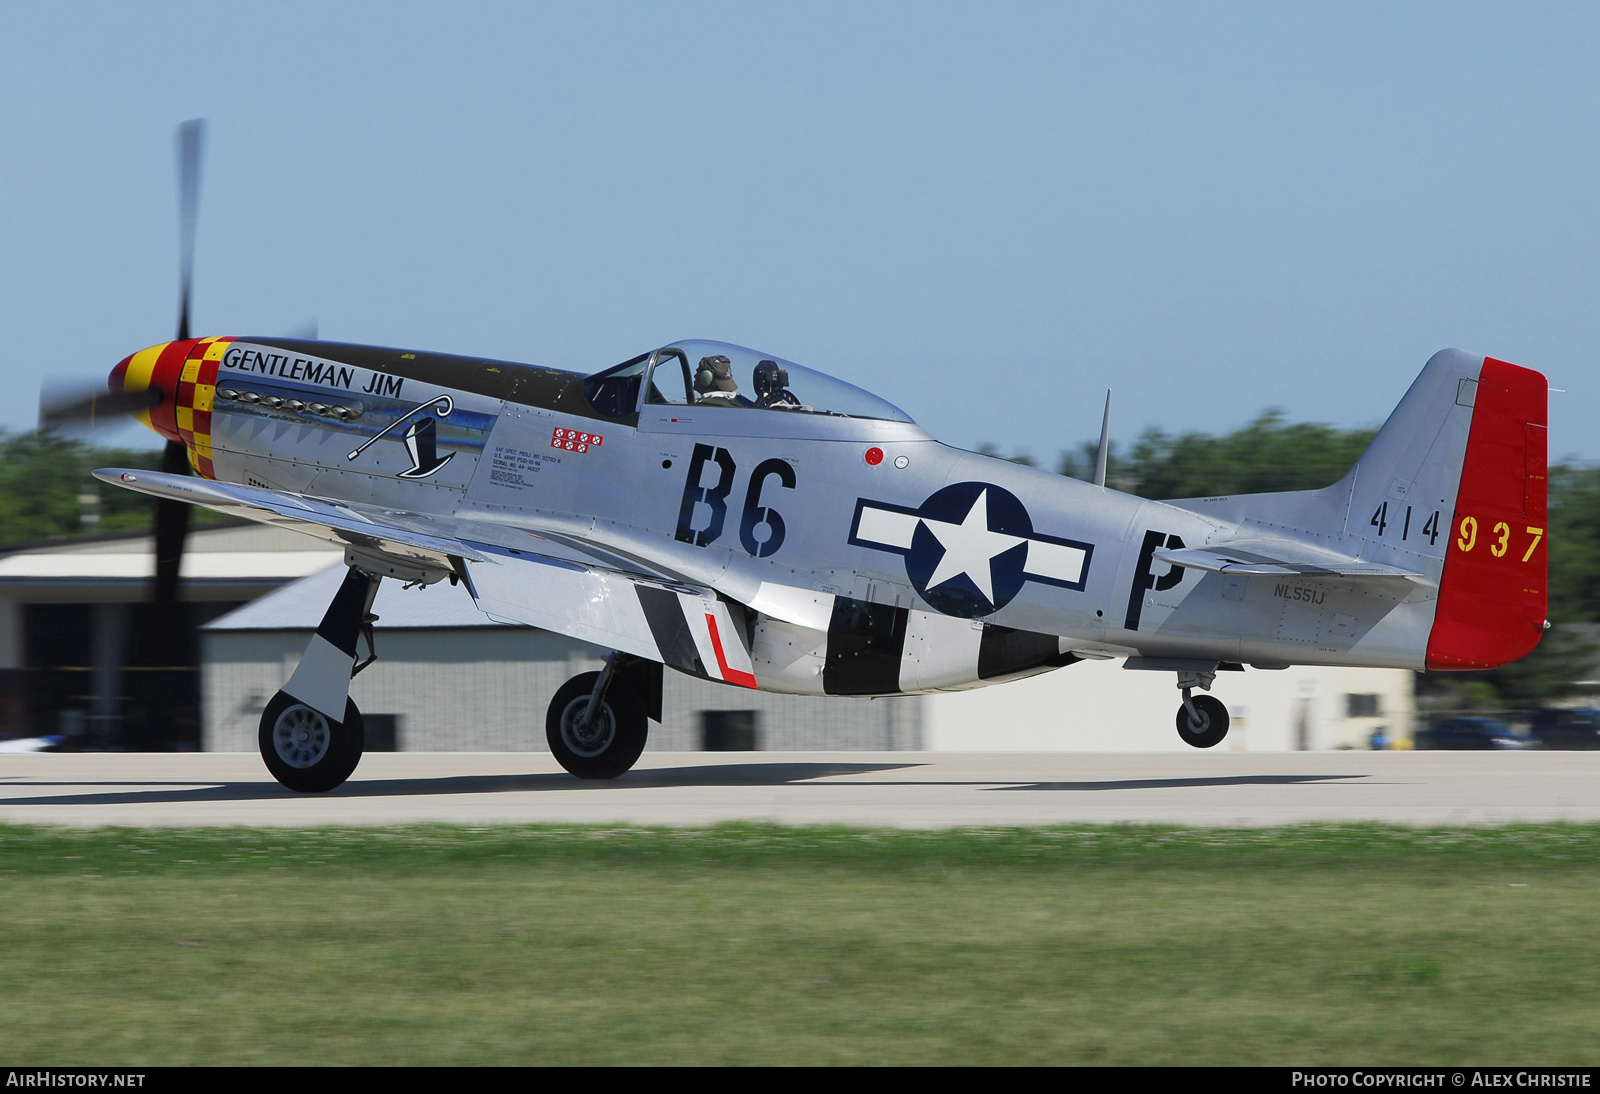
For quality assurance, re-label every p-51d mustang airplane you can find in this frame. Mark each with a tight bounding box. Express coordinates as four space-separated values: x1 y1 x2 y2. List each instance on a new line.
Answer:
51 124 1548 792
94 333 1545 792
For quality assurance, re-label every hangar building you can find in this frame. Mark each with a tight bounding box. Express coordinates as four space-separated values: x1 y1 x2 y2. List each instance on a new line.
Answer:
201 564 1412 753
0 522 339 748
0 524 1414 753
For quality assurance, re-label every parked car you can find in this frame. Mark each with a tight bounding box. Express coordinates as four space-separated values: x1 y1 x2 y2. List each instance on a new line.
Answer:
1414 717 1538 750
1528 708 1600 750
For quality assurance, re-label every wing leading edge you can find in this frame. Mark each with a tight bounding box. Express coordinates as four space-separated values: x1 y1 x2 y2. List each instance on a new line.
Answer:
94 468 760 689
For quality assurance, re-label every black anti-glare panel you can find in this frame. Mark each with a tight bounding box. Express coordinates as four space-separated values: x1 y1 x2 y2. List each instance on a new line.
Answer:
248 339 625 424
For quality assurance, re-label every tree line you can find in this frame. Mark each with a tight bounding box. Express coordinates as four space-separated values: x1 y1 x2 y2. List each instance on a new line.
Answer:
0 432 228 544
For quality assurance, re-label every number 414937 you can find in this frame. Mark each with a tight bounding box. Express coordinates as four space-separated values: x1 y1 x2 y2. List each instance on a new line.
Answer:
1368 502 1544 562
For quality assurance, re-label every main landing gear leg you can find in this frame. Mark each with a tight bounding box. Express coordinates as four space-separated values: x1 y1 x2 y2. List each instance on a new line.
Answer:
259 567 380 793
1175 669 1229 749
546 651 657 779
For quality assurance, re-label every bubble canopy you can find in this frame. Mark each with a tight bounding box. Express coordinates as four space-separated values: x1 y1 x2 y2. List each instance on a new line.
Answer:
583 340 915 424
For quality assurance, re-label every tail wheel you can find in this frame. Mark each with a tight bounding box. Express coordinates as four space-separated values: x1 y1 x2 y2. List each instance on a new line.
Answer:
1176 694 1229 749
259 690 365 793
546 671 647 779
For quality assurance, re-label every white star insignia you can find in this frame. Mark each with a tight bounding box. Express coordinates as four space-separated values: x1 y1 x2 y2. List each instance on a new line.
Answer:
920 489 1025 604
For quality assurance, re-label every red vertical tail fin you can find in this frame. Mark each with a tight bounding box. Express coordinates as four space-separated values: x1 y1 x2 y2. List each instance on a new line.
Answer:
1426 358 1548 669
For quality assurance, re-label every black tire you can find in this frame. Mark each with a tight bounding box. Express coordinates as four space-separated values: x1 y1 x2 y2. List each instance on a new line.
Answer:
259 690 365 793
1175 694 1229 749
546 671 647 779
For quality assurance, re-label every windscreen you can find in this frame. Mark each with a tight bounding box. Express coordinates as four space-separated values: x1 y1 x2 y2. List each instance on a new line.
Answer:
642 340 914 422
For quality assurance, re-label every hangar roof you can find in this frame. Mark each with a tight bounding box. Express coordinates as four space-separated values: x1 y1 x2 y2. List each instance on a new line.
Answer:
0 521 342 601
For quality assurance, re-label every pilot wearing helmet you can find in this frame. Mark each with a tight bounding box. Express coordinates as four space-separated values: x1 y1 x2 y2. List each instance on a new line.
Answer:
693 355 753 407
753 359 810 410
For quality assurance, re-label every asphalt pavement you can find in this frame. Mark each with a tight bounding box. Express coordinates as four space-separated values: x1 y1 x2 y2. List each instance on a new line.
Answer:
2 750 1598 827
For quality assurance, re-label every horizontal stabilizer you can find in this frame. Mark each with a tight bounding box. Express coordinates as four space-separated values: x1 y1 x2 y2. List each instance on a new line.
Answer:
1151 545 1425 581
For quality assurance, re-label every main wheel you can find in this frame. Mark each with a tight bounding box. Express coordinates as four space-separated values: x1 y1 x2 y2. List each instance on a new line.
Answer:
259 690 365 793
546 671 647 779
1175 694 1229 749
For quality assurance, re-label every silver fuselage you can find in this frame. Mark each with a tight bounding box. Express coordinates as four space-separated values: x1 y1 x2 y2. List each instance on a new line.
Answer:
190 337 1444 696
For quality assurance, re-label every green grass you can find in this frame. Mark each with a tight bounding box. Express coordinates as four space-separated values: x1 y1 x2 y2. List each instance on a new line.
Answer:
2 823 1599 1065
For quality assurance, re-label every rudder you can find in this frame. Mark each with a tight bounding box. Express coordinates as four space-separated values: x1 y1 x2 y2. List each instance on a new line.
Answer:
1426 357 1548 669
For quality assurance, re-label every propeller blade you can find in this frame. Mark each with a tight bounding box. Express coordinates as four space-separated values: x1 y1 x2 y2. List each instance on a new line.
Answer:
151 439 192 638
38 382 160 431
176 119 204 342
129 439 194 750
163 119 202 623
142 119 204 747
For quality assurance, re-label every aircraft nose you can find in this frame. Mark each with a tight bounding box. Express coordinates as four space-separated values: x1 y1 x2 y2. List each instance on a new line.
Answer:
108 339 199 443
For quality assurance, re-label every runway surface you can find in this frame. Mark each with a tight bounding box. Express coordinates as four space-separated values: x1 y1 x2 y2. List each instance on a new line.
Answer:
2 750 1600 827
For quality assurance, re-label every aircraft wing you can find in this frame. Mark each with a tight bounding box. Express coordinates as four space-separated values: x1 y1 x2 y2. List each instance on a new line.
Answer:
459 541 757 687
1152 544 1426 581
94 468 760 687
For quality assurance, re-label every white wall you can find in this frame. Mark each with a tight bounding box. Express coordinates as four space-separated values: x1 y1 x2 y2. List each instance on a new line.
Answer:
203 628 587 752
203 627 920 752
924 658 1414 752
207 627 1407 754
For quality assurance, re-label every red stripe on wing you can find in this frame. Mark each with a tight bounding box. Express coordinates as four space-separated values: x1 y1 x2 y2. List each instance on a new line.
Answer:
704 613 758 689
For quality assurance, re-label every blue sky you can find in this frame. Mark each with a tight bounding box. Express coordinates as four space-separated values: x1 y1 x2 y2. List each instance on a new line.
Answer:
3 2 1597 463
